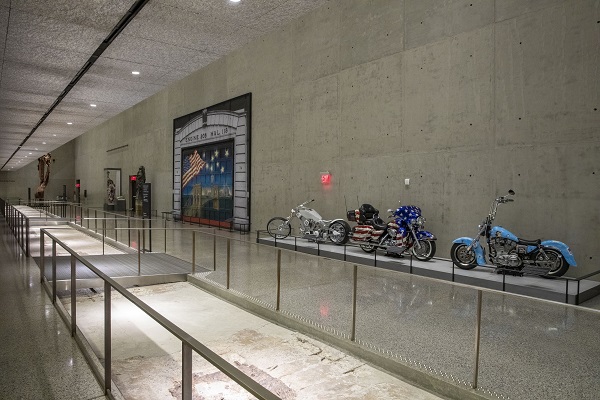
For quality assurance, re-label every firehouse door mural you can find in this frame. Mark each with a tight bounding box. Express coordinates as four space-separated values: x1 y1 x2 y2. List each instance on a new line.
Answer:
173 94 250 230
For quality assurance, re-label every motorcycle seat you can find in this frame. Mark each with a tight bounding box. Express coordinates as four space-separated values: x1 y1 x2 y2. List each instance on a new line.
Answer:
367 218 387 231
518 238 541 246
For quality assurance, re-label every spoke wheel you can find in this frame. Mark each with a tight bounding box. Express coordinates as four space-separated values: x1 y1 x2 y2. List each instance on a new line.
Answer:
538 249 569 278
451 243 477 270
411 240 436 261
266 217 291 239
328 221 350 245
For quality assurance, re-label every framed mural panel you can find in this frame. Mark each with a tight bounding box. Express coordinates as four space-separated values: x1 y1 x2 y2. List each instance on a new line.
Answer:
173 94 251 230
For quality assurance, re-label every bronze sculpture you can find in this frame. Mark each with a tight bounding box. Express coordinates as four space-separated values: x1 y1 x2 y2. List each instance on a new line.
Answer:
34 153 52 200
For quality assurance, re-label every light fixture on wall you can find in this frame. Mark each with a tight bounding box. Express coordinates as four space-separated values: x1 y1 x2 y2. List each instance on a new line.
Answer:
320 171 331 185
132 71 140 75
67 122 73 125
90 104 97 107
230 0 241 3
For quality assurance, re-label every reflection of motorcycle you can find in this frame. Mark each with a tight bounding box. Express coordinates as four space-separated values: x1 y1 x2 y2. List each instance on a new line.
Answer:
267 199 350 244
450 190 577 277
347 203 437 261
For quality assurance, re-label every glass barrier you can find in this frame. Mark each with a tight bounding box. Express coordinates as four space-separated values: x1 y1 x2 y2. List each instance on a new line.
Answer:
279 250 354 337
477 291 600 399
355 266 477 386
228 239 278 308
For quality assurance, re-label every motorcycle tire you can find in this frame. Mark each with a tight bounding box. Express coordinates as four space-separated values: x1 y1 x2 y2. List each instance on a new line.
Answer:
539 249 570 278
328 221 350 245
412 240 436 261
450 243 477 270
266 217 291 239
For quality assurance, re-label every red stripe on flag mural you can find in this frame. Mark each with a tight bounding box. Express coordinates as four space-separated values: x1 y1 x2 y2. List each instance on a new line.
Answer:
182 150 206 188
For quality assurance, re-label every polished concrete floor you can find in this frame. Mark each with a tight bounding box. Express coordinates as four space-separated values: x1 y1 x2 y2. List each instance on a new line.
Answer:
0 219 108 399
6 206 600 400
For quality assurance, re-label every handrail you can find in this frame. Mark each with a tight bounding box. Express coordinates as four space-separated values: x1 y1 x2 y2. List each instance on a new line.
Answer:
40 228 280 400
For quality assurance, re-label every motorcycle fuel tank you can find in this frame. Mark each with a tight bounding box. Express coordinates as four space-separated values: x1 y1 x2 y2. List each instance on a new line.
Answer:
298 208 322 221
490 226 518 242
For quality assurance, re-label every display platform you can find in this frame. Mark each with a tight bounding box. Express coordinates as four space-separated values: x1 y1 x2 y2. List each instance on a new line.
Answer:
257 233 600 305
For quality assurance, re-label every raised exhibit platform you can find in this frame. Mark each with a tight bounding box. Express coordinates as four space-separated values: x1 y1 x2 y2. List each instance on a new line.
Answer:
257 233 600 305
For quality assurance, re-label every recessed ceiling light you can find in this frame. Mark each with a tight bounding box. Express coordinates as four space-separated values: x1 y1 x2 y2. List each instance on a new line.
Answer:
67 122 73 125
53 134 57 136
35 148 38 150
132 71 140 75
230 0 241 2
25 156 27 158
29 152 32 154
90 104 97 107
42 142 46 144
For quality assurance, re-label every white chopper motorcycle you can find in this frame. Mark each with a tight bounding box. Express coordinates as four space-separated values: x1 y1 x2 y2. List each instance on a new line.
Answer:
266 199 350 244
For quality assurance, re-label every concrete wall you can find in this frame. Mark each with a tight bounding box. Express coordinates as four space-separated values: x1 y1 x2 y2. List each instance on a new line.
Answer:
0 141 76 202
3 0 598 275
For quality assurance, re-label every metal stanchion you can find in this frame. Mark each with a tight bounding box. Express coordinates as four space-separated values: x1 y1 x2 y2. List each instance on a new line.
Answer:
128 217 131 248
226 239 231 289
192 231 196 274
95 210 98 232
213 230 216 271
350 264 359 342
472 290 483 389
70 254 77 337
276 249 281 311
114 214 118 242
52 241 57 304
137 230 141 275
104 281 112 395
142 219 146 253
164 218 167 253
182 343 192 400
39 232 45 282
25 217 29 257
102 219 106 255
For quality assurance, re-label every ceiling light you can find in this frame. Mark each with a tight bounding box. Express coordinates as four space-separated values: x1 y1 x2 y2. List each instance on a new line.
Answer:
132 71 140 75
90 104 97 107
230 0 241 2
29 152 32 154
53 134 57 136
67 122 73 125
42 142 46 144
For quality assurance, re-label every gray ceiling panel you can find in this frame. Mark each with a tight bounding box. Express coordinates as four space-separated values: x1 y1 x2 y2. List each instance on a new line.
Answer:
7 10 110 54
10 0 137 30
123 2 261 55
102 34 219 73
0 0 328 170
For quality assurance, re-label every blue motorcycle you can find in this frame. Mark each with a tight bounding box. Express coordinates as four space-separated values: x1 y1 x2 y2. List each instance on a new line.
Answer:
450 190 576 277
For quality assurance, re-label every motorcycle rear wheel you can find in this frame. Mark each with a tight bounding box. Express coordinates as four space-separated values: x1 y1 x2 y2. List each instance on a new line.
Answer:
412 240 436 261
450 243 477 270
539 249 569 278
328 221 350 245
267 217 291 239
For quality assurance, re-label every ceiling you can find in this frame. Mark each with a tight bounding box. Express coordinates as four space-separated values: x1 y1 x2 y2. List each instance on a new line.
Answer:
0 0 329 171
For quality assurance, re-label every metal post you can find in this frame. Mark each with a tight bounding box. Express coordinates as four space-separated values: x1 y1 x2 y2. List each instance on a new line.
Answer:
410 254 413 274
71 255 77 337
39 232 45 282
502 269 506 292
95 210 97 232
87 208 90 229
128 217 131 248
142 219 146 253
213 230 217 271
137 230 141 275
102 219 106 255
52 241 57 304
164 218 167 253
276 249 281 311
182 343 192 400
226 239 231 289
472 290 483 389
114 215 118 242
565 280 569 304
452 261 455 282
25 217 30 257
192 231 196 274
104 281 112 395
351 264 358 342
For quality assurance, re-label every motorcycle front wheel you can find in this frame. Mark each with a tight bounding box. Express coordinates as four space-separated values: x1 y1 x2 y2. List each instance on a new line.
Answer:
412 240 436 261
328 221 350 245
267 217 291 239
539 249 569 278
450 243 477 270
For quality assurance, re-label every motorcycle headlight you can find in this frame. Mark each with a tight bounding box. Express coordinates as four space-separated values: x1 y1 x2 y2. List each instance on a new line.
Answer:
417 216 426 226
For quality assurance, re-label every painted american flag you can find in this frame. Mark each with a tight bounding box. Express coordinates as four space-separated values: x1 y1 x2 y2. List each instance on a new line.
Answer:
181 150 206 188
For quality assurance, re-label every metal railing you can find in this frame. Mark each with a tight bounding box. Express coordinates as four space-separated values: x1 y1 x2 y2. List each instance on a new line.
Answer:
39 228 280 400
255 229 600 305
